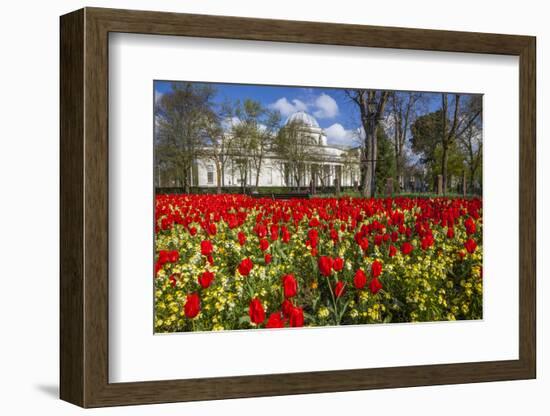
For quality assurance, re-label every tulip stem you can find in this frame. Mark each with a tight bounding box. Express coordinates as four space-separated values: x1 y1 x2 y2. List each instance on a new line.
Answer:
326 277 339 325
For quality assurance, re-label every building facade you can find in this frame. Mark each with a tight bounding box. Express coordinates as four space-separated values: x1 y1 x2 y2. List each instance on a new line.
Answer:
157 111 362 190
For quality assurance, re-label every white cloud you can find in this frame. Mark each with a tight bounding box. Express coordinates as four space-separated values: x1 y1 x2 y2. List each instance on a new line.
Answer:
269 93 339 120
313 93 339 119
221 117 268 133
154 91 164 105
221 116 241 131
324 123 361 146
268 97 308 117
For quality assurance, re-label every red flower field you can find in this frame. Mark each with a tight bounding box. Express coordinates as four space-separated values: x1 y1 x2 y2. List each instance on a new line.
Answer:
154 194 483 332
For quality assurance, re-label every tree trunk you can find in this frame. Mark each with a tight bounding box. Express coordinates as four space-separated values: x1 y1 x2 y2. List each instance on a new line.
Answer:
181 165 190 194
363 123 374 198
216 160 222 194
371 125 378 197
469 167 476 193
362 165 370 197
254 162 262 192
441 145 449 195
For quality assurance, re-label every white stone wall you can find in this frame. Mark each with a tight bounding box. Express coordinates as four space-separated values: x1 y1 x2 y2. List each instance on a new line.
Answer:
195 154 360 188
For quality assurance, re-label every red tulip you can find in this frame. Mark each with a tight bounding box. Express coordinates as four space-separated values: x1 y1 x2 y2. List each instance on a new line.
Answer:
281 299 294 319
238 258 254 276
237 231 246 246
358 237 369 252
401 241 414 255
169 274 177 288
371 260 383 278
308 228 319 247
465 238 478 254
282 274 298 298
464 217 476 235
259 238 269 251
289 306 304 327
389 245 397 257
264 253 272 264
333 257 344 272
198 270 214 289
200 240 213 256
266 312 284 328
184 293 200 318
334 281 345 298
353 269 367 289
281 226 291 243
255 223 267 238
249 298 265 324
421 234 434 250
208 223 217 236
168 250 179 263
369 277 383 294
318 256 333 277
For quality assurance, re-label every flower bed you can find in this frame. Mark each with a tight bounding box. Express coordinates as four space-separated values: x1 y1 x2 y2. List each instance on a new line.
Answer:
154 194 482 332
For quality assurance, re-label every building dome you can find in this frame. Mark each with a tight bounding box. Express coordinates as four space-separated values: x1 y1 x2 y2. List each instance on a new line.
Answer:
285 111 320 129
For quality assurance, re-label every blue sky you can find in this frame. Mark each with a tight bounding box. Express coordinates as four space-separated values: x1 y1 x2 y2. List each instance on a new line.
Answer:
154 80 443 146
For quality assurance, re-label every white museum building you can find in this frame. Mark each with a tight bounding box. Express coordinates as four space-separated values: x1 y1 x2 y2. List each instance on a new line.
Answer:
159 111 362 190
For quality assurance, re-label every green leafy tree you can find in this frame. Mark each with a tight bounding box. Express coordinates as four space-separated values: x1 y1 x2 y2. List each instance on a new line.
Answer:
411 94 481 194
375 128 396 194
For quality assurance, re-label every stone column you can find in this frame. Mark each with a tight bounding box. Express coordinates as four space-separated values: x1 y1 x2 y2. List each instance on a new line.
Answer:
310 166 316 195
335 166 341 196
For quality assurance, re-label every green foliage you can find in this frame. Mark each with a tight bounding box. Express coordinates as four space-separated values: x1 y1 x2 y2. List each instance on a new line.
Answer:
411 110 444 166
411 110 468 191
375 128 396 192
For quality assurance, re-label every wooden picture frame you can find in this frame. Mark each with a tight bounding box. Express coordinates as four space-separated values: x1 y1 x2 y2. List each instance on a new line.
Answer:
60 7 536 408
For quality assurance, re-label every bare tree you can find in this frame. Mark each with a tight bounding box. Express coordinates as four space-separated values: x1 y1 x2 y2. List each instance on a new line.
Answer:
440 93 482 194
387 92 421 190
273 120 323 191
155 82 217 193
457 123 482 193
203 115 227 194
345 89 390 197
226 100 280 193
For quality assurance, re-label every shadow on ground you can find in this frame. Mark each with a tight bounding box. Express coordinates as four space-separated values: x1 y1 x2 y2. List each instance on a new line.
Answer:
35 384 59 399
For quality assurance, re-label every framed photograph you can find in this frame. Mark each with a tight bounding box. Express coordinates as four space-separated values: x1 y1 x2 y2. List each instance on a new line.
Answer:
60 7 536 408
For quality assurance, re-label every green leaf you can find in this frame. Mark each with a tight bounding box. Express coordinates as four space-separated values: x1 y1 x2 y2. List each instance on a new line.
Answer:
239 315 251 325
339 300 350 320
303 312 316 322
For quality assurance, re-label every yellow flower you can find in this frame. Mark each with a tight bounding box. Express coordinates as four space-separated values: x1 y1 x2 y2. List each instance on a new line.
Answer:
318 307 329 318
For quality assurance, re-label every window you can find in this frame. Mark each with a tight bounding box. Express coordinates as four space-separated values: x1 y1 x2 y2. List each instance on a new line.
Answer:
267 167 273 185
206 165 214 184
